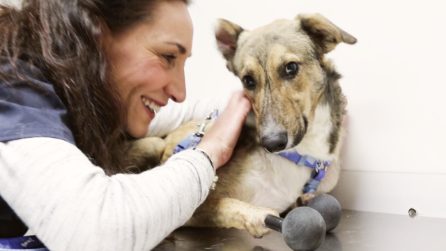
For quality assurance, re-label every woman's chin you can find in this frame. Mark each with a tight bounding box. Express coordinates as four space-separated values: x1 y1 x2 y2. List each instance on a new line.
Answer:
126 124 149 139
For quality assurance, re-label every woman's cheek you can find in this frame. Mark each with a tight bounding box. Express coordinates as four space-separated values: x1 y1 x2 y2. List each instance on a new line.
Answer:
140 59 171 90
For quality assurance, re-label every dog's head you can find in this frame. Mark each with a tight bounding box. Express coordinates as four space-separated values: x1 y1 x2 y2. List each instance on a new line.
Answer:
215 13 356 152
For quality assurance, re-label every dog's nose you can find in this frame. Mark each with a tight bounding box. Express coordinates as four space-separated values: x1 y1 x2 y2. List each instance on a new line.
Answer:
261 132 288 152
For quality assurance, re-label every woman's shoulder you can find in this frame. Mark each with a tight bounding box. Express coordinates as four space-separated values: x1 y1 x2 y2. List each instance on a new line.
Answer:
0 57 75 144
0 56 47 81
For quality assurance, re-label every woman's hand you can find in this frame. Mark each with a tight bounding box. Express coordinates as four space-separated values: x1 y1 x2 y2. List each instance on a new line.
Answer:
196 91 251 169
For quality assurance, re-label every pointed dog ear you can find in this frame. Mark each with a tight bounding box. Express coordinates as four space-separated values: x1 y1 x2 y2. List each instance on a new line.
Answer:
215 19 244 61
297 13 357 54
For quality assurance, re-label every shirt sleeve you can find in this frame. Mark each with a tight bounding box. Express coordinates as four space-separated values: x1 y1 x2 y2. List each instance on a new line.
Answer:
147 95 231 137
0 137 215 251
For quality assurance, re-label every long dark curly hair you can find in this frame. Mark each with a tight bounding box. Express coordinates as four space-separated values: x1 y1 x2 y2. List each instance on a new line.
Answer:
0 0 189 174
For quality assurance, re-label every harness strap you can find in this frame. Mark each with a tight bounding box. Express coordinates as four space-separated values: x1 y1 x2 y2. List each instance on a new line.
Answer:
173 133 203 154
278 150 331 193
173 109 219 154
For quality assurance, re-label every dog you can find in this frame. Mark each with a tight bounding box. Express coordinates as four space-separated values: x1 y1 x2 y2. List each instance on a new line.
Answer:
133 13 356 238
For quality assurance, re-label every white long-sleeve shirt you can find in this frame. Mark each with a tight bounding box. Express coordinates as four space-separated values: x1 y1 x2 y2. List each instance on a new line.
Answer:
0 97 229 251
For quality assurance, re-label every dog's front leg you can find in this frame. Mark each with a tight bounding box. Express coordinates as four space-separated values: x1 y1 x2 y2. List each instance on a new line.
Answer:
316 160 341 194
298 160 341 205
210 197 279 238
127 137 166 172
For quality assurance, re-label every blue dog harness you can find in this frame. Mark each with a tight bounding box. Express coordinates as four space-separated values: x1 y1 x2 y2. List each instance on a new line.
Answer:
173 110 219 154
277 150 331 193
172 111 331 194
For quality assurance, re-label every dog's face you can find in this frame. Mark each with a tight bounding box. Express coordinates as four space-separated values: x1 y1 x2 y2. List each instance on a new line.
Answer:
216 14 356 152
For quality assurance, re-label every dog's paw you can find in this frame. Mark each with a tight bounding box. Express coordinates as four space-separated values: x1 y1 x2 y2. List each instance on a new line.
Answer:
243 206 279 238
297 193 316 206
212 198 279 238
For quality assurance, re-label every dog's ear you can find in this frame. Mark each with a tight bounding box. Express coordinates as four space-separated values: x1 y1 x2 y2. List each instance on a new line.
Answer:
215 19 244 62
297 13 357 54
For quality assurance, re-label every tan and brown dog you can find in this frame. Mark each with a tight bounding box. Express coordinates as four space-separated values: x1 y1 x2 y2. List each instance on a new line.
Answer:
134 13 356 238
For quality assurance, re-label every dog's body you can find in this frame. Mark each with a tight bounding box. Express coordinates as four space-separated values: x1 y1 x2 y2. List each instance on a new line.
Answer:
134 13 356 237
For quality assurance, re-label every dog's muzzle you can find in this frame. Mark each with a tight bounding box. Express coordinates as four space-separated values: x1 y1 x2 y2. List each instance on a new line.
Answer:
261 131 288 152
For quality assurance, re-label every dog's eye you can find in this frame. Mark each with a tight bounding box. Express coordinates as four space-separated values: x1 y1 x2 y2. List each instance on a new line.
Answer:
283 62 299 79
242 75 256 90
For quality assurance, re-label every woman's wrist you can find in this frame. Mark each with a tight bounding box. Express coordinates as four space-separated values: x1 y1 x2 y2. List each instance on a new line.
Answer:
192 146 219 190
194 141 220 169
193 147 215 172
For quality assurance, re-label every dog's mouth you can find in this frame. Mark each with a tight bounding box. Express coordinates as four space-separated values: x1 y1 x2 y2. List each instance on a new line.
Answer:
292 116 308 146
290 129 306 149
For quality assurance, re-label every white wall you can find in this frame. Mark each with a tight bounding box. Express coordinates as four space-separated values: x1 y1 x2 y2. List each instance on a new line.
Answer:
3 0 445 218
186 0 446 218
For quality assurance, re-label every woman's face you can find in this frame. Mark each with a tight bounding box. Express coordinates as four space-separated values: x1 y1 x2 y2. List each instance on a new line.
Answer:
105 1 193 138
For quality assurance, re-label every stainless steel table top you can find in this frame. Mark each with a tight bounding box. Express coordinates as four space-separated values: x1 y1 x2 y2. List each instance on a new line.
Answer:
154 210 446 251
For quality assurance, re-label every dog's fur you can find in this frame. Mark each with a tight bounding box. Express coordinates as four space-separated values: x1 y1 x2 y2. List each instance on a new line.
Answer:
133 13 356 237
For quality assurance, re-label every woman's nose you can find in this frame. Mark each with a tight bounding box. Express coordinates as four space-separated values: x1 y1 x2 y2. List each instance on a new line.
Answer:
166 68 186 103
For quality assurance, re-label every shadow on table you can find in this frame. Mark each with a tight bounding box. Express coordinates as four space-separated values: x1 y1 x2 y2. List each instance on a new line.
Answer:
154 227 341 251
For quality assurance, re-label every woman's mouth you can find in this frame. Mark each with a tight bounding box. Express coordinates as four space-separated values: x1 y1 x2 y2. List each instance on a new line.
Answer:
141 96 161 116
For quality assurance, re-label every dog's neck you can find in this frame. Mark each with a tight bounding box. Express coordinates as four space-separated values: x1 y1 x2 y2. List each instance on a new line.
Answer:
294 59 346 161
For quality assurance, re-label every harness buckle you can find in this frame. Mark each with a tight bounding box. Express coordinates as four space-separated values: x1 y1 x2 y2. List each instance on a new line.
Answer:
315 160 329 173
196 109 219 136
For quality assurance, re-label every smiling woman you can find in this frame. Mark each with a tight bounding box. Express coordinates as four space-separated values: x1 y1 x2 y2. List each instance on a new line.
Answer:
0 0 250 250
103 1 193 138
0 0 196 174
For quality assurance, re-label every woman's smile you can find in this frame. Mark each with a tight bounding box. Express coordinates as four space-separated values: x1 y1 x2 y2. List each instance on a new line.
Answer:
141 96 162 119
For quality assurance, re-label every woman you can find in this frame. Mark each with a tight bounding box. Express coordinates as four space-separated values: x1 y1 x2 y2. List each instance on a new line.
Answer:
0 0 250 250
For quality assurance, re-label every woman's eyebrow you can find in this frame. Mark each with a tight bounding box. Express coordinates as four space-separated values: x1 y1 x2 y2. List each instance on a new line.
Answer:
165 41 187 54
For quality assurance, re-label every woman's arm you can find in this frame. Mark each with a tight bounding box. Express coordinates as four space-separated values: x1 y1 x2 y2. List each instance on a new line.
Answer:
0 137 214 251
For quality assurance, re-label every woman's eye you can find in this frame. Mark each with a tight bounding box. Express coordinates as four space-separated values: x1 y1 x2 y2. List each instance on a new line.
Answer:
282 62 299 79
242 75 256 90
162 54 176 64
